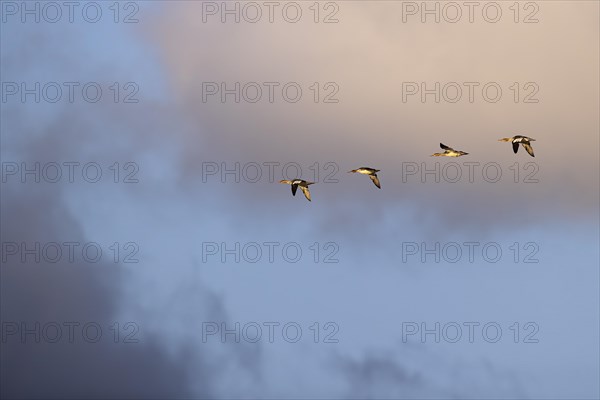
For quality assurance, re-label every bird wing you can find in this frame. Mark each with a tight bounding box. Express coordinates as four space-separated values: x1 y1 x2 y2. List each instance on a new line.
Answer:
522 142 535 157
512 141 519 154
440 143 453 151
369 174 381 189
299 186 311 201
291 184 298 196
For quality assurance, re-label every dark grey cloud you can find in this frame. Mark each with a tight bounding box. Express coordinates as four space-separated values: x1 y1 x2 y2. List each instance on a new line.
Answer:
335 352 425 398
0 180 204 398
0 22 257 398
332 347 527 399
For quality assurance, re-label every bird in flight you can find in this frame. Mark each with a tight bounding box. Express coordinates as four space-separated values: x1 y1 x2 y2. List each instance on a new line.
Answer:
498 135 536 157
348 167 381 189
279 179 315 201
431 143 469 157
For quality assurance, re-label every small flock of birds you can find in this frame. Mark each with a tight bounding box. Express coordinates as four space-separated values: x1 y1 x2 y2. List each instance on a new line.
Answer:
280 135 536 201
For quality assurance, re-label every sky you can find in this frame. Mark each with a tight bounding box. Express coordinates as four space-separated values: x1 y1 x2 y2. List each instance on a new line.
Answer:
1 1 599 398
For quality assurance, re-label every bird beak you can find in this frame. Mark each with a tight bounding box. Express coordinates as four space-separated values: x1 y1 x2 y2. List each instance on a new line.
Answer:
530 138 536 141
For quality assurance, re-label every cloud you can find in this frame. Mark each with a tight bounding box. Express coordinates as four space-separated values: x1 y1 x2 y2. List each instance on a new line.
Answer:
0 20 257 398
2 3 598 398
332 346 526 399
144 1 599 237
0 178 204 398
